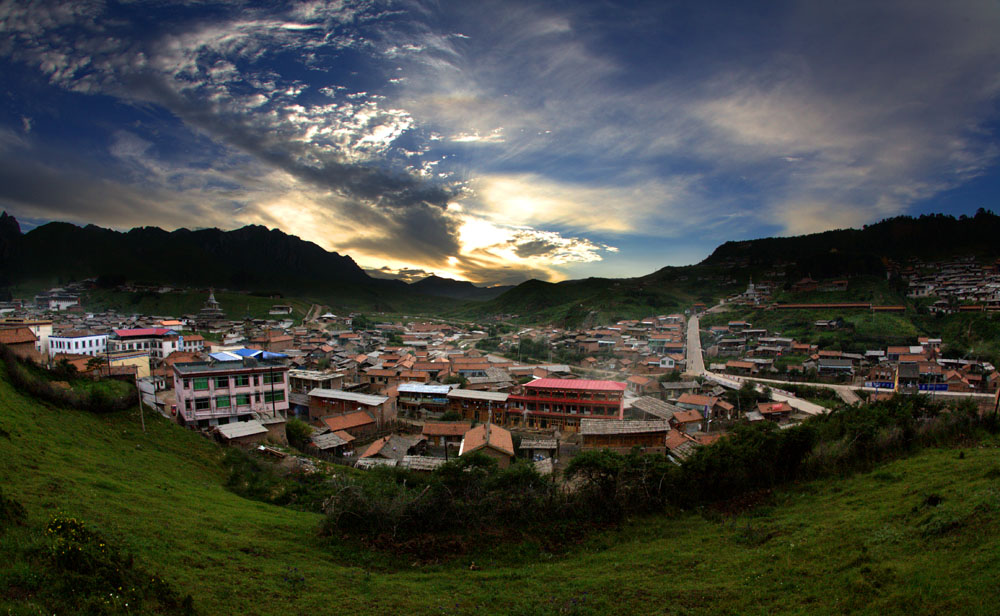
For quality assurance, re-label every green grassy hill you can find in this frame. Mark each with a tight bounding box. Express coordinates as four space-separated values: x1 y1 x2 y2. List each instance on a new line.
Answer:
2 366 1000 614
458 266 736 326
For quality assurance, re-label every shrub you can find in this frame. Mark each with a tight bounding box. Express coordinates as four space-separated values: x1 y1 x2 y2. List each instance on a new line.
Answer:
43 514 196 614
284 418 312 448
0 347 138 414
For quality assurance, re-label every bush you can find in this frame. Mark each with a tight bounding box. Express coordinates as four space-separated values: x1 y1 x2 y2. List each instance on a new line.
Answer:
285 418 312 449
42 514 196 614
0 346 138 413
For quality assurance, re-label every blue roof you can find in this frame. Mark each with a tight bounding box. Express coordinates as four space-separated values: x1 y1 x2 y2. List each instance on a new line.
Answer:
208 348 288 362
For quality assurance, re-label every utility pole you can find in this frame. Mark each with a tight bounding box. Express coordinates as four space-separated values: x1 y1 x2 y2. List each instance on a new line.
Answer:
133 372 146 433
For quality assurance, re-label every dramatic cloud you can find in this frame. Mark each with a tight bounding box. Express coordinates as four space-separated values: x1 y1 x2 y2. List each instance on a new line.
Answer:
1 0 999 283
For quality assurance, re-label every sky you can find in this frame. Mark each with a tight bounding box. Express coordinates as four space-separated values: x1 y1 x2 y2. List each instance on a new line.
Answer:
1 0 999 286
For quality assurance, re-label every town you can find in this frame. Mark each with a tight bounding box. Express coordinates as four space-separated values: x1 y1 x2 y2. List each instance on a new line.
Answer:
3 275 997 479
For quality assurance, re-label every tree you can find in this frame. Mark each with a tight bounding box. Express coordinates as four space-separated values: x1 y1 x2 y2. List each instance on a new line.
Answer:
285 418 312 449
86 356 106 374
51 358 78 381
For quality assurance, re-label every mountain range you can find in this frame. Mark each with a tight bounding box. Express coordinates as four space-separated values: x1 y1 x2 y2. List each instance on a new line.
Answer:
2 210 999 319
0 212 509 307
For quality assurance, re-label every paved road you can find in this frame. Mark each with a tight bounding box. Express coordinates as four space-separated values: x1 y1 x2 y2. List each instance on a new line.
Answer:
685 313 706 376
748 376 861 405
687 310 828 415
684 309 992 416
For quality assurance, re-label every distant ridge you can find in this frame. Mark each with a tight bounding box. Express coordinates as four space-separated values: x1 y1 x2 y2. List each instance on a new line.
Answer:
702 211 1000 276
1 217 371 292
3 210 998 317
467 211 1000 324
409 275 512 301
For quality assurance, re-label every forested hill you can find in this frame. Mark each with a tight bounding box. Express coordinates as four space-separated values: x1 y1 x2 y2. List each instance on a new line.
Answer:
0 214 371 292
703 211 1000 278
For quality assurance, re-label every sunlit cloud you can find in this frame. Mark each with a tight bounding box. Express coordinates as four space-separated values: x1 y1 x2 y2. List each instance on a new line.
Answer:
1 0 999 286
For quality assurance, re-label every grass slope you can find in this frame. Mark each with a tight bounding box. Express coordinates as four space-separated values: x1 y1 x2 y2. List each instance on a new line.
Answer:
2 368 1000 614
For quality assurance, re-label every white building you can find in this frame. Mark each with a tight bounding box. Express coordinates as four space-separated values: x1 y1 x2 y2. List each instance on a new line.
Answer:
49 331 108 358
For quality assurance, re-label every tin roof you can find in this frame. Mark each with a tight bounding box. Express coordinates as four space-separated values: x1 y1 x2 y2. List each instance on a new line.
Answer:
309 388 389 407
398 383 452 395
215 420 268 440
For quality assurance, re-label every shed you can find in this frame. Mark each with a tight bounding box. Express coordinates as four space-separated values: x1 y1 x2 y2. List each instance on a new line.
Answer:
215 420 268 446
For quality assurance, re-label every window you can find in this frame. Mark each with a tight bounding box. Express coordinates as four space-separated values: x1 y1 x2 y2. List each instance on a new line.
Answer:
264 391 285 403
193 378 209 391
234 394 250 406
214 376 229 389
233 374 250 387
194 399 211 411
262 372 282 385
215 395 231 408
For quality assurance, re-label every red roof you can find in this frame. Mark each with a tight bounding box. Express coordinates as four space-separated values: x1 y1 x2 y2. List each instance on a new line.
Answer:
321 411 375 432
672 409 703 423
114 328 175 337
0 327 37 345
677 393 718 407
422 422 472 437
525 378 627 391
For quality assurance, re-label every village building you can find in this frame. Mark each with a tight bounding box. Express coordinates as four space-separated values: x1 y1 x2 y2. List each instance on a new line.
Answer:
360 434 426 461
0 318 53 355
519 437 559 460
421 422 472 448
507 378 627 432
320 411 379 440
306 389 395 426
172 355 290 428
309 428 356 457
0 327 41 361
447 389 510 423
458 423 515 468
669 409 704 434
287 369 345 413
48 330 108 358
628 396 683 421
110 328 182 361
214 420 269 447
580 419 671 453
397 383 452 418
757 401 793 422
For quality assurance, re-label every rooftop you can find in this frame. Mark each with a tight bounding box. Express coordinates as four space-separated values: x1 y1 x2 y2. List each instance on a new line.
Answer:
308 388 389 407
173 359 288 375
524 378 627 392
447 389 509 402
321 411 376 432
398 383 452 395
112 328 177 338
215 420 268 440
580 419 671 435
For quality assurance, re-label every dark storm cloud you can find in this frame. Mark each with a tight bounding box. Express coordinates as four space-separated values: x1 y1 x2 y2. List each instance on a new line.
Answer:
513 239 561 258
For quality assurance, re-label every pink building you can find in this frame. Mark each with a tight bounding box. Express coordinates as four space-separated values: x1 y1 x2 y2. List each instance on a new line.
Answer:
173 357 290 428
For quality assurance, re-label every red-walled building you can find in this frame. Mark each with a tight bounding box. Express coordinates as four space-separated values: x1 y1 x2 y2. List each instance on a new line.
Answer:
507 378 627 433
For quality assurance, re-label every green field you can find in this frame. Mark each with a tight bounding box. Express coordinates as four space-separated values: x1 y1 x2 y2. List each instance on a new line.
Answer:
2 365 1000 614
